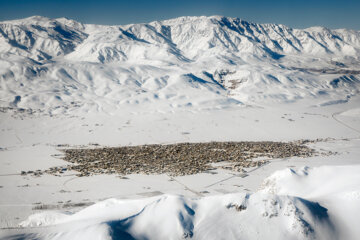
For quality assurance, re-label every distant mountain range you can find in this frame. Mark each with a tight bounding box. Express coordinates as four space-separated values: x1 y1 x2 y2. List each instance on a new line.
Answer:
1 16 360 114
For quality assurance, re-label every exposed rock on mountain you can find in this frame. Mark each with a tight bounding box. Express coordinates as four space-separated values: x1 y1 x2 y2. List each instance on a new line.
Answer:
1 16 360 114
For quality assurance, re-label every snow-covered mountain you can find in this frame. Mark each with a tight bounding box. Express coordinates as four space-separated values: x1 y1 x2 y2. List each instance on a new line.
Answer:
1 15 360 114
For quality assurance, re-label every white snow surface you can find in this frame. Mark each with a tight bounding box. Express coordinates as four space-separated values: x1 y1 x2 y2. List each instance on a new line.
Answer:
1 15 360 113
1 15 360 239
261 165 360 240
2 165 358 240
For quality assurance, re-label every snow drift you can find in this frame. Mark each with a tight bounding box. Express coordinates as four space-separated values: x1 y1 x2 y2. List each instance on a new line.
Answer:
6 194 334 240
2 164 359 240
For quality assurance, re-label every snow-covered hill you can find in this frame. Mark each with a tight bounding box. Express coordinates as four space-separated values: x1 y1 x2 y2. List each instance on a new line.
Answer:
4 164 360 240
1 15 360 114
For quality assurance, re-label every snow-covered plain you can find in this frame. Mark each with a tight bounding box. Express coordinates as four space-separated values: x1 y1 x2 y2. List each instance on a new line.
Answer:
0 15 360 239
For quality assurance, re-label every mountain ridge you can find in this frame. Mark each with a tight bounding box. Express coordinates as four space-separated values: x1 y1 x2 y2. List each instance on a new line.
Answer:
1 15 360 62
0 15 360 115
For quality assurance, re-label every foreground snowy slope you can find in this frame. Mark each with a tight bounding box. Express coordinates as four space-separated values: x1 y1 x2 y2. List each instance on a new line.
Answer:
3 165 359 240
1 15 360 114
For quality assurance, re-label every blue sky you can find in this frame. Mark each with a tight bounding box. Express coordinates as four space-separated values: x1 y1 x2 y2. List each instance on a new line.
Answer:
1 0 359 29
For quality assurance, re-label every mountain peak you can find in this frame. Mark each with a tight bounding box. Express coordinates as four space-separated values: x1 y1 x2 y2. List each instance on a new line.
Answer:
1 15 52 25
0 15 359 112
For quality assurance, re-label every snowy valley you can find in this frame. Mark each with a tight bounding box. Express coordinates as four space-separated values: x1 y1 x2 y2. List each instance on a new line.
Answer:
0 15 360 239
